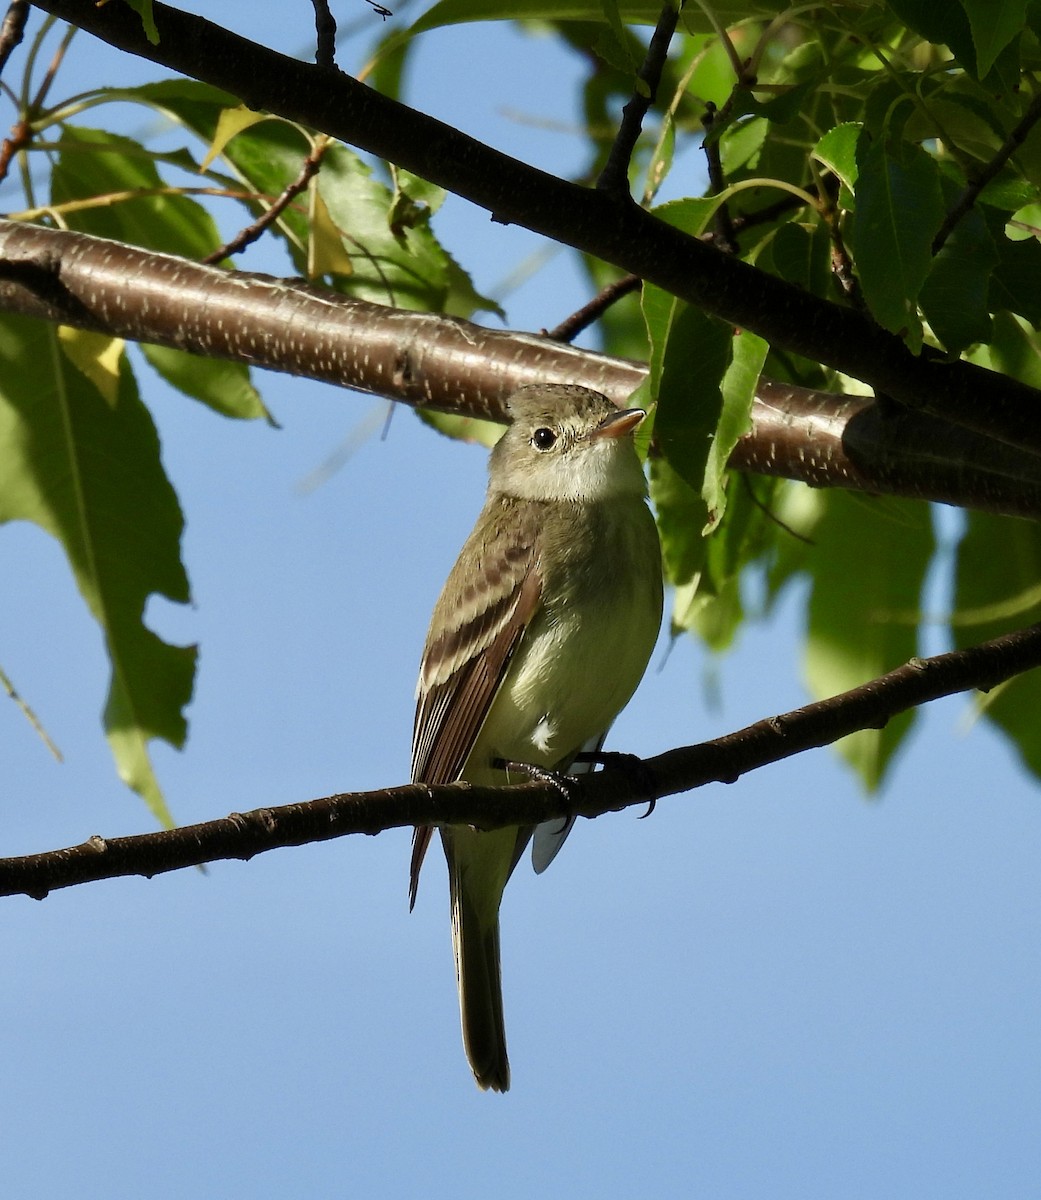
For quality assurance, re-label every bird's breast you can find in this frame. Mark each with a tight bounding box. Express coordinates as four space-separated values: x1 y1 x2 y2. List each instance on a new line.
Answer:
465 496 662 777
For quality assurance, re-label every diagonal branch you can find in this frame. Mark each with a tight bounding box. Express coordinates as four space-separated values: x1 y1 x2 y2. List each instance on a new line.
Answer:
932 87 1041 255
3 619 1040 900
25 0 1041 460
597 1 680 195
3 220 1041 518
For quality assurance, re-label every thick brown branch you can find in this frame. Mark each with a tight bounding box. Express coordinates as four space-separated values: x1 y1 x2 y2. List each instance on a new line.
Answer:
3 620 1040 900
3 221 1041 518
26 0 1041 459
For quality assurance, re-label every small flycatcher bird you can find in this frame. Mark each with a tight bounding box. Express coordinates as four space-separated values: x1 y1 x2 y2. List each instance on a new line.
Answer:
410 383 663 1091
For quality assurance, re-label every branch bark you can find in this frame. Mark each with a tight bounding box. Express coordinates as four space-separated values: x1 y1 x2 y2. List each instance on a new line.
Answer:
3 219 1041 518
25 0 1041 460
4 620 1041 900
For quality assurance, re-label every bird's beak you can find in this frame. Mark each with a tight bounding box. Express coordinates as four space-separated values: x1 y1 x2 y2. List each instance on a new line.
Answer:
591 407 646 440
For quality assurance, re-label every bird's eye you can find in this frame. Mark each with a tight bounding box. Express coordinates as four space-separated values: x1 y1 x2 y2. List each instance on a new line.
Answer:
531 427 557 451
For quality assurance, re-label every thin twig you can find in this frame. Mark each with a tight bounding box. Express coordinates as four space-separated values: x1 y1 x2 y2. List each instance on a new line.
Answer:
597 1 680 195
202 140 328 264
311 0 337 70
933 86 1041 255
27 15 72 112
701 101 738 252
0 662 62 761
3 619 1041 899
544 274 641 342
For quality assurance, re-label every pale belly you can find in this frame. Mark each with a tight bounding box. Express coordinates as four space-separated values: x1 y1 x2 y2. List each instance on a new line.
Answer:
462 558 661 785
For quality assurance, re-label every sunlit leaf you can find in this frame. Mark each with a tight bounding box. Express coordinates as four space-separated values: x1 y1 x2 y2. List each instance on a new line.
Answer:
805 494 933 790
0 315 195 824
953 511 1041 781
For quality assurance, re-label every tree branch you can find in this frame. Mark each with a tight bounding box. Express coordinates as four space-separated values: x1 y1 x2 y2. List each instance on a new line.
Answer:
25 0 1041 459
3 220 1041 518
4 620 1040 900
597 1 680 195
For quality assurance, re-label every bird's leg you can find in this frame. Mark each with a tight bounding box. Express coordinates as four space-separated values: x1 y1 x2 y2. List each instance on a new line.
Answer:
494 758 577 804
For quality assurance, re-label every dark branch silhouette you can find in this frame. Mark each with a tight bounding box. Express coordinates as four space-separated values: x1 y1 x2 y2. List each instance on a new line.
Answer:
597 1 680 195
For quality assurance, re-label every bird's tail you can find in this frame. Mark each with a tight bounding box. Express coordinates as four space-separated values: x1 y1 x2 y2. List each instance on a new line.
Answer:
446 828 513 1092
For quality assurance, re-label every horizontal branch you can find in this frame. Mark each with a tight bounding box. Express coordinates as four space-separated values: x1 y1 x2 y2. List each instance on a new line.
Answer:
4 620 1040 900
2 221 1041 517
27 0 1041 459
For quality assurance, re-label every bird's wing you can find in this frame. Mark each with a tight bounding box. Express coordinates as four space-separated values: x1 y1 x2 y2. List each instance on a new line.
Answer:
410 501 542 907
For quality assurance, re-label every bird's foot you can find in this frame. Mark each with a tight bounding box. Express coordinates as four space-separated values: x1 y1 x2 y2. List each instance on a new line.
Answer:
573 750 659 817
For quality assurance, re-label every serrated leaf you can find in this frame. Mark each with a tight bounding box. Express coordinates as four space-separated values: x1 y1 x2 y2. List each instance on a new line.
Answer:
851 137 945 348
121 0 159 44
703 331 767 534
50 126 221 258
805 493 934 790
812 122 861 195
958 0 1027 78
0 315 195 824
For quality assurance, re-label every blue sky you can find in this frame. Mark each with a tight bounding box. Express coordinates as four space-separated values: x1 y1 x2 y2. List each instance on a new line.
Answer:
1 4 1039 1197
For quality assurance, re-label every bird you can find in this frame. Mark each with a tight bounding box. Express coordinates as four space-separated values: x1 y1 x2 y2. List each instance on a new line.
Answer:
410 383 663 1091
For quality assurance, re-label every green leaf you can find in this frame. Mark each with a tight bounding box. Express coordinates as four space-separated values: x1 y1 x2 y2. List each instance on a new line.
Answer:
759 219 831 296
648 454 708 590
50 127 221 258
980 310 1041 389
703 331 768 534
919 195 996 354
851 137 945 348
120 0 159 44
719 117 767 176
0 314 195 824
958 0 1028 78
317 145 489 311
812 122 861 196
986 218 1041 324
953 511 1041 780
408 0 786 36
642 291 731 499
805 493 934 790
139 345 271 421
596 0 639 74
884 0 978 75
